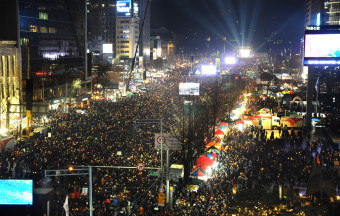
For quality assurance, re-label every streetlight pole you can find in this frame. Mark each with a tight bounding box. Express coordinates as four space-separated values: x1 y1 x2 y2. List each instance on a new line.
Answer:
44 168 93 216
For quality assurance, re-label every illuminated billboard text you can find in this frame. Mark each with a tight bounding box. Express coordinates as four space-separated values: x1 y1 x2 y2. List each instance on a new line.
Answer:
117 0 132 17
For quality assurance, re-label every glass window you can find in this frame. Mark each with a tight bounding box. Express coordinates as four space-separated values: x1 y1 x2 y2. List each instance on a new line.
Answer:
29 25 38 32
39 12 48 20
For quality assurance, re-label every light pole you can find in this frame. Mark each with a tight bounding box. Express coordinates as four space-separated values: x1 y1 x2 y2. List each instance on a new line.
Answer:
134 119 171 205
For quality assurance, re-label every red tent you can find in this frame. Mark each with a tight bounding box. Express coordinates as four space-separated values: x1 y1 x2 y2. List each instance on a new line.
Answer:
191 166 207 177
220 122 228 126
215 129 224 136
236 120 244 125
196 155 215 167
206 142 217 147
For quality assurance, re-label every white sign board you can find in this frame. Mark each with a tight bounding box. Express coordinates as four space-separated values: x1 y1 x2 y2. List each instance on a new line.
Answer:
179 83 200 96
154 133 182 151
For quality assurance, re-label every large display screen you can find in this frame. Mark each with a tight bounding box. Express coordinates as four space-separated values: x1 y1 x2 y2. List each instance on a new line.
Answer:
117 0 132 17
179 83 200 96
305 34 340 57
0 180 33 205
304 30 340 65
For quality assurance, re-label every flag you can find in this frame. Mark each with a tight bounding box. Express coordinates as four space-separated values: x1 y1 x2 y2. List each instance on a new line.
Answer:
63 195 69 216
315 77 319 91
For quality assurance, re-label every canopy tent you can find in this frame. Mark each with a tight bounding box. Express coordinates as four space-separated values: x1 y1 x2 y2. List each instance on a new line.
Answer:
215 129 224 136
259 108 270 114
220 122 228 126
217 126 227 131
236 120 244 125
191 166 207 177
212 136 222 143
196 155 215 167
206 142 217 147
207 148 220 154
207 152 218 158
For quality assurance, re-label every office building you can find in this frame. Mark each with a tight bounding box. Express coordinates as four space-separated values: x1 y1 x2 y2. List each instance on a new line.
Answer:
134 0 151 64
116 17 140 60
0 41 22 131
325 0 340 25
0 0 87 103
87 0 116 55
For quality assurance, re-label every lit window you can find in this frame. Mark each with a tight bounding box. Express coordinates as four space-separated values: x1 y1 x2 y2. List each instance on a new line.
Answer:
49 27 56 34
102 4 105 7
40 27 48 33
39 12 48 20
29 25 38 32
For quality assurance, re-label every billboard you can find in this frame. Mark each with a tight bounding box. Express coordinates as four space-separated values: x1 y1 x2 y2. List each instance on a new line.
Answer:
117 0 132 17
0 180 33 205
304 28 340 65
103 43 113 54
201 65 217 75
179 83 200 96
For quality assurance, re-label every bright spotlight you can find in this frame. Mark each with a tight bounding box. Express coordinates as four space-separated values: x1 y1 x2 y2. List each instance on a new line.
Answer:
225 57 236 65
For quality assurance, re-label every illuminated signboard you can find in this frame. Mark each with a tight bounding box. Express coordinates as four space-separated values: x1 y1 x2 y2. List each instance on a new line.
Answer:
0 180 33 205
103 43 113 54
179 83 200 96
201 65 217 75
117 0 132 17
304 26 340 65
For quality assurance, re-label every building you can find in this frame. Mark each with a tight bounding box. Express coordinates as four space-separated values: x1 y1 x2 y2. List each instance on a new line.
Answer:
87 0 116 54
325 0 340 25
305 0 324 26
116 17 140 60
134 0 151 64
305 0 340 26
0 0 88 103
115 1 140 61
0 41 22 131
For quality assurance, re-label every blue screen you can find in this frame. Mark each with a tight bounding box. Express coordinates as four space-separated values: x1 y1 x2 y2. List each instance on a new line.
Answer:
0 180 33 205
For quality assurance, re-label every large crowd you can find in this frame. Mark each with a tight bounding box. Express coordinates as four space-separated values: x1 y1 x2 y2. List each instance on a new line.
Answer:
1 59 340 215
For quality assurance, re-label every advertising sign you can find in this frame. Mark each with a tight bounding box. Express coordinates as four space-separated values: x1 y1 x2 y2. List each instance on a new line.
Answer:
304 27 340 65
0 180 33 205
305 34 340 58
158 193 165 206
154 133 182 151
179 83 200 96
117 0 132 17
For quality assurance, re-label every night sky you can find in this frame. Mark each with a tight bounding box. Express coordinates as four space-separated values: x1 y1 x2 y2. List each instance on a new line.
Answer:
151 0 305 53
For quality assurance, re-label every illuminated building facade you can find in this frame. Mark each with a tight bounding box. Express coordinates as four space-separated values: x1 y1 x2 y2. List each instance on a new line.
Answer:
0 41 22 130
325 0 340 25
305 0 340 26
115 17 140 60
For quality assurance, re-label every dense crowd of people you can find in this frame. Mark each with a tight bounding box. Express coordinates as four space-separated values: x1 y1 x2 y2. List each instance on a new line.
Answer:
0 59 340 215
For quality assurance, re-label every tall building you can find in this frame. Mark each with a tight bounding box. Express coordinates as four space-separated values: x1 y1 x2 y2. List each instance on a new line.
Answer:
87 0 116 54
305 0 324 26
116 17 140 60
0 41 22 131
325 0 340 25
305 0 340 26
134 0 151 64
0 0 88 103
